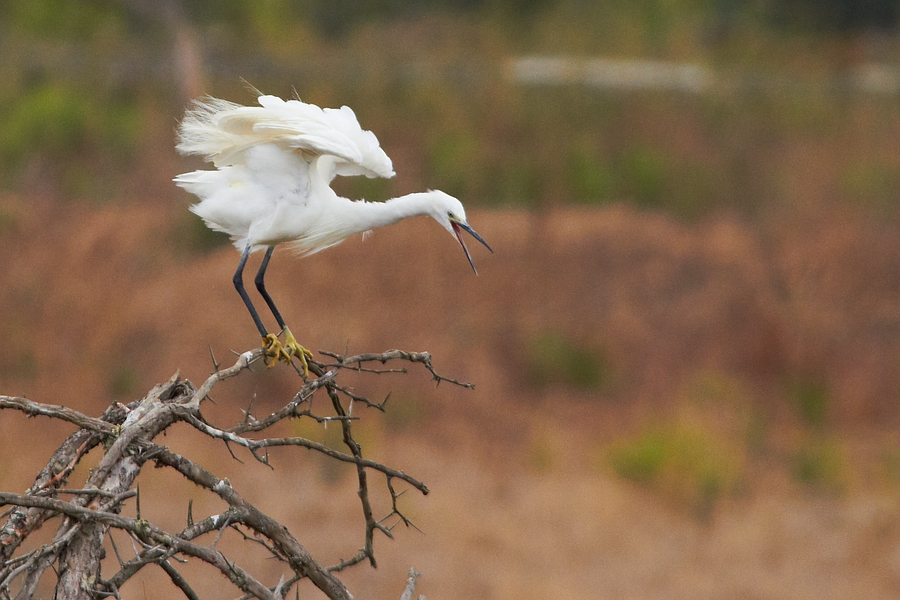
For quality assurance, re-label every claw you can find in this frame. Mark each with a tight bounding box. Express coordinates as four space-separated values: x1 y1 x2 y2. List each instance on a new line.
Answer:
282 327 313 378
261 334 291 368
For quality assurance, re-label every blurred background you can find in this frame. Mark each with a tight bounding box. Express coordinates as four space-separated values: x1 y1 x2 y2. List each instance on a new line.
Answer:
2 0 900 598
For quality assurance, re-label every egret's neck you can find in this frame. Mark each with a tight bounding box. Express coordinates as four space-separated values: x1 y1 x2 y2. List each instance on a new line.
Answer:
290 191 444 255
342 192 437 234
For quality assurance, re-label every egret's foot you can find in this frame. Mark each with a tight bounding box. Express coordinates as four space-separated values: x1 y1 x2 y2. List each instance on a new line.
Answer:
262 334 292 368
282 327 313 378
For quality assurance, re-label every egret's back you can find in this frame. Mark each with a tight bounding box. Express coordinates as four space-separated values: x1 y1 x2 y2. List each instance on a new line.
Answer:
176 143 322 251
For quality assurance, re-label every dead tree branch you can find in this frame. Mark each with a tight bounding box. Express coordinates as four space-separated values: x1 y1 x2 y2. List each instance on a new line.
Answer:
399 568 423 600
0 346 461 599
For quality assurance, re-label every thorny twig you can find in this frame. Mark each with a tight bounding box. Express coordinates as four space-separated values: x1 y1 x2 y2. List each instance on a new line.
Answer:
178 413 429 493
103 511 240 591
319 349 475 389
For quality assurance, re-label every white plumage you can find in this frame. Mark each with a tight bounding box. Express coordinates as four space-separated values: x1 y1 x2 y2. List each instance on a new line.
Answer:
176 95 393 178
173 93 491 374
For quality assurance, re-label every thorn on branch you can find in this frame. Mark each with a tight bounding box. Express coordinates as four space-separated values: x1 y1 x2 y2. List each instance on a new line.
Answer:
108 533 126 568
210 514 233 551
224 440 246 465
209 346 220 374
241 394 257 427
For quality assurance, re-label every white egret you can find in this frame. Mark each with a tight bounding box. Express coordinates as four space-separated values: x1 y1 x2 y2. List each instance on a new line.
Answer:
174 93 492 376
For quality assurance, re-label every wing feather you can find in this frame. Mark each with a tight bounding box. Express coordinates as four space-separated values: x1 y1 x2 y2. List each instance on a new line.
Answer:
176 94 394 180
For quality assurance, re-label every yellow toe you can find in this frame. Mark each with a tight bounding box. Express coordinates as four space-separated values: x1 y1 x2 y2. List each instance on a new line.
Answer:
282 327 313 377
262 334 290 368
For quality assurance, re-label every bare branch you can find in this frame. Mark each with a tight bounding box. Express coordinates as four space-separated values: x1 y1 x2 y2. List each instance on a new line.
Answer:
225 368 338 434
177 413 428 493
230 524 282 559
187 348 264 408
400 568 422 600
157 560 201 600
147 446 353 600
383 478 423 535
320 349 474 388
327 549 369 573
0 397 113 433
55 488 135 499
332 384 389 411
326 385 381 568
104 511 239 590
0 399 132 562
0 491 137 598
0 493 277 600
237 574 304 600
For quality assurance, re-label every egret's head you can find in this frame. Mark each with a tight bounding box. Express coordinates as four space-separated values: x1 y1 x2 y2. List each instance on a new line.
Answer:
427 190 493 274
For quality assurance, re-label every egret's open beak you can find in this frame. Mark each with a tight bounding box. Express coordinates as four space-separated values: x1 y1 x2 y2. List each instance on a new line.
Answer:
450 220 493 274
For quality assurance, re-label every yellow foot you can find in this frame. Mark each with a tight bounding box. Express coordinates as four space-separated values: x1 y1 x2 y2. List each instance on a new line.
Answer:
282 327 313 378
262 334 291 367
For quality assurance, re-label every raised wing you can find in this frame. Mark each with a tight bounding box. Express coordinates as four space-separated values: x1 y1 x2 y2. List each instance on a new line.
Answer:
176 95 395 181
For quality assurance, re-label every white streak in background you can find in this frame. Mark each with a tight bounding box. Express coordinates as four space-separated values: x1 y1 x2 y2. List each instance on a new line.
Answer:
510 56 900 96
855 63 900 94
511 56 712 93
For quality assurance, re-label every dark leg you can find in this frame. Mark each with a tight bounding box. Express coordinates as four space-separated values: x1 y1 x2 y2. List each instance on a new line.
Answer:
254 246 288 331
253 245 313 376
233 245 268 338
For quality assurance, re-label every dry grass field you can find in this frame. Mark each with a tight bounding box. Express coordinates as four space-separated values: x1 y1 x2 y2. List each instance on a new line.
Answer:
2 190 900 598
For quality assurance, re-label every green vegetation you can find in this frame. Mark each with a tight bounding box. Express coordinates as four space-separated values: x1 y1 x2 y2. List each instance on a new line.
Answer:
792 435 849 492
610 419 744 518
780 377 850 492
617 144 669 208
570 141 615 204
173 212 233 256
523 330 610 391
0 350 37 383
383 394 430 432
108 363 140 399
4 0 128 42
0 82 142 196
840 160 900 215
784 376 830 429
289 413 352 485
0 85 93 162
880 445 900 485
527 431 555 473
